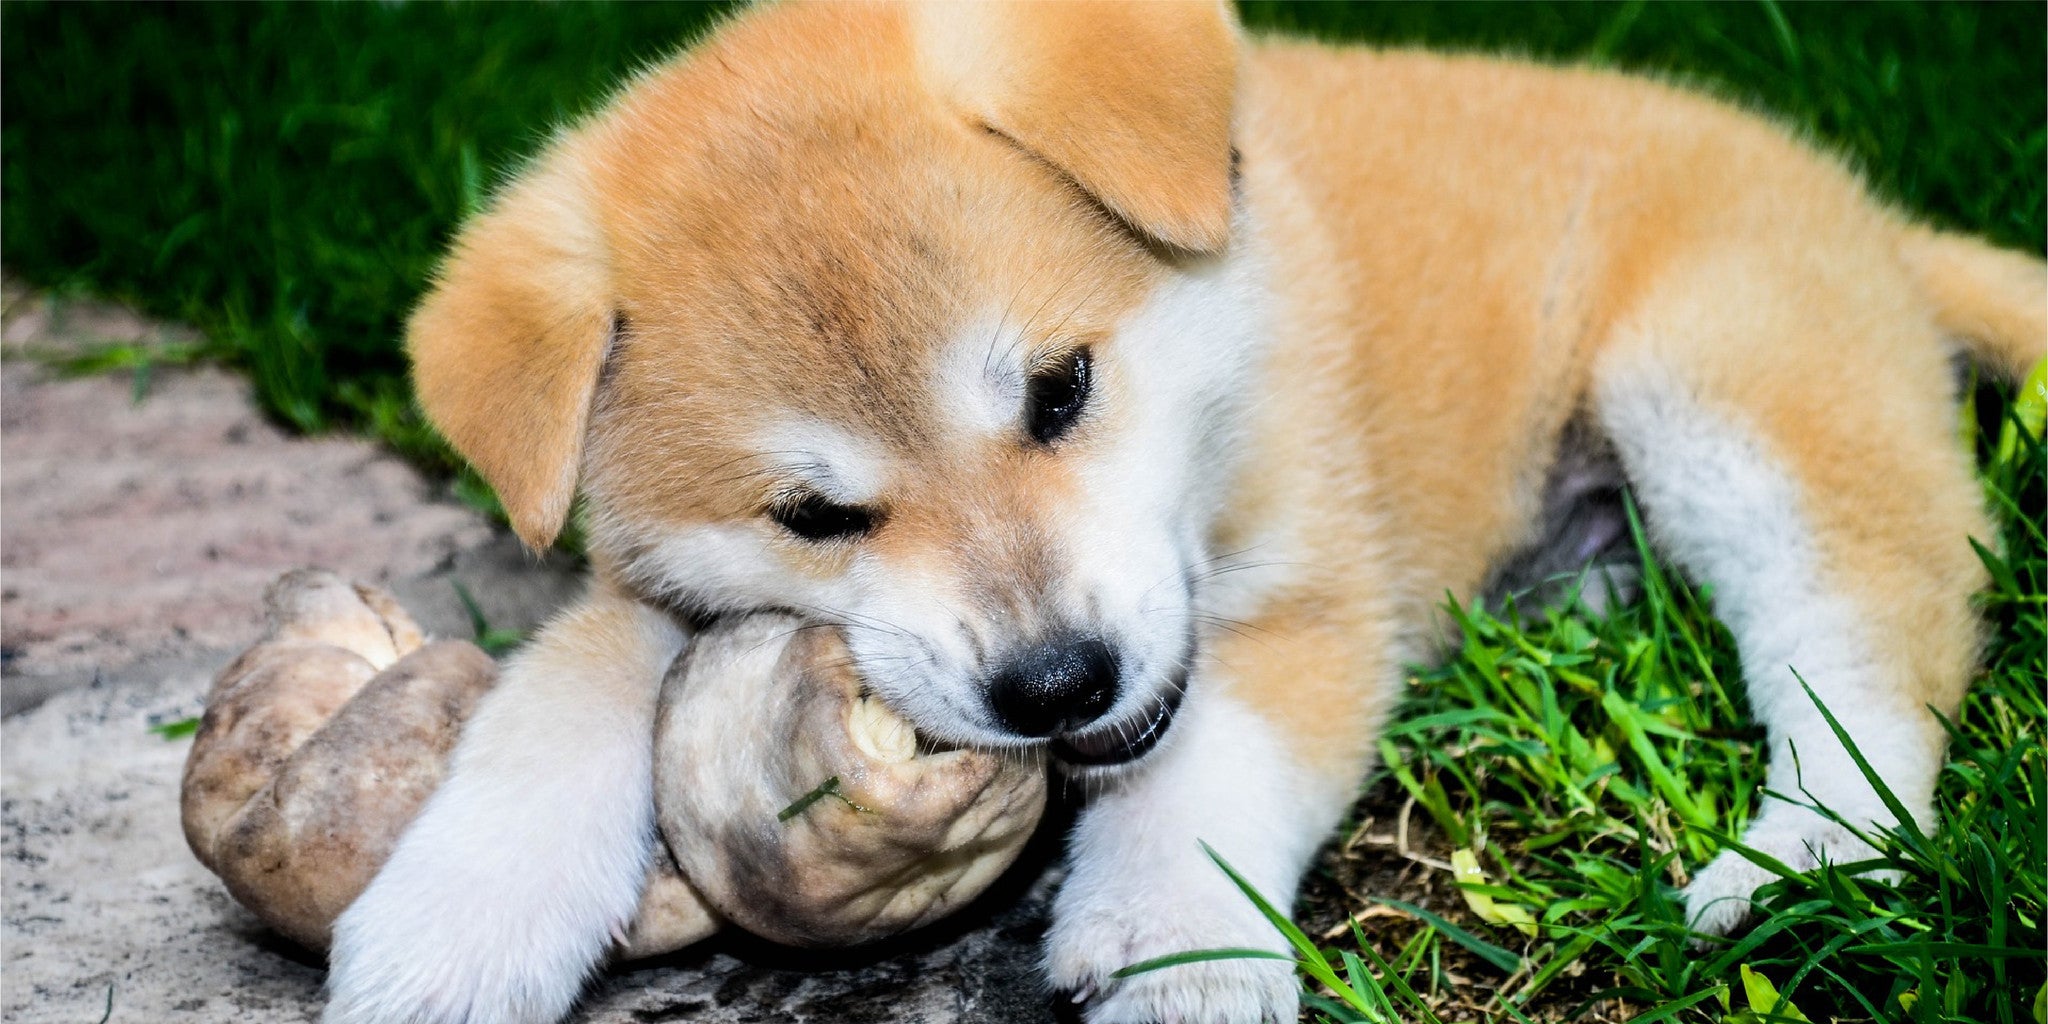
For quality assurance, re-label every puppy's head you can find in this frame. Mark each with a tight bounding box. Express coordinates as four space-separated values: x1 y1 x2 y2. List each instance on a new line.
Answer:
410 1 1260 767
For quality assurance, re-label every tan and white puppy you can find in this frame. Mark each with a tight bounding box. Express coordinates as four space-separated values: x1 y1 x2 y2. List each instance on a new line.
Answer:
324 3 2046 1022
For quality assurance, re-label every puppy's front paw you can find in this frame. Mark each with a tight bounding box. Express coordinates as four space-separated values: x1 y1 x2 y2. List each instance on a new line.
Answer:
1683 809 1892 937
323 758 652 1024
324 844 613 1024
1047 884 1297 1024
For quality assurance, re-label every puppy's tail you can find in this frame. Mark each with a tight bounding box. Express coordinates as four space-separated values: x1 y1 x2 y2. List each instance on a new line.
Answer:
1899 226 2046 381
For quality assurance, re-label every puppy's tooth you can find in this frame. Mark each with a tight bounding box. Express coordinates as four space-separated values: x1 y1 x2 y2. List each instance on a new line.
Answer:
848 696 919 764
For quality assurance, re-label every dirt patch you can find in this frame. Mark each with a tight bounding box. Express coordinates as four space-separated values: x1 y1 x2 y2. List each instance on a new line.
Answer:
1295 782 1664 1023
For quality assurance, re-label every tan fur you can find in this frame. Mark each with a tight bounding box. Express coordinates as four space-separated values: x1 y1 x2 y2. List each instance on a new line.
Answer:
1900 226 2048 378
373 4 2047 1020
1216 46 2042 777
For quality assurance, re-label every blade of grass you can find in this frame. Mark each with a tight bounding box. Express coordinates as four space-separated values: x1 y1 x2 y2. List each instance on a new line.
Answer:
1375 898 1521 973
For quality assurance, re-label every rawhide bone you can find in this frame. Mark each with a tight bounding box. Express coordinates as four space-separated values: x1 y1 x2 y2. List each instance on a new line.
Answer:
179 570 1047 956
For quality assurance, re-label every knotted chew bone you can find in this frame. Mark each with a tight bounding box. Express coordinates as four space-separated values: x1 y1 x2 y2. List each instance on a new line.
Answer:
180 570 1047 956
657 617 1048 946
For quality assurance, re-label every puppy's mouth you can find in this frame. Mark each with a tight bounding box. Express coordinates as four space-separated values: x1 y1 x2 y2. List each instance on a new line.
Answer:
1046 671 1187 767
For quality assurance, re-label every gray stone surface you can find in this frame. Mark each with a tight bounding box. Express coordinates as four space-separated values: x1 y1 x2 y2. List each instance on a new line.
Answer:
0 287 1058 1022
1 283 584 716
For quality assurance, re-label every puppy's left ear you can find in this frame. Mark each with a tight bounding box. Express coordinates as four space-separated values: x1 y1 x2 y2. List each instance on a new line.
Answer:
913 0 1239 253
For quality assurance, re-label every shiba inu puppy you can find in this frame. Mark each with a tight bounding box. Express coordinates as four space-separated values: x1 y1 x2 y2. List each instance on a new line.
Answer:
323 2 2045 1022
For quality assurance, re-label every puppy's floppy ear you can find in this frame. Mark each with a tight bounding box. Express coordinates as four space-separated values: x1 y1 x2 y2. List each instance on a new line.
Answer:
913 1 1240 253
408 148 612 550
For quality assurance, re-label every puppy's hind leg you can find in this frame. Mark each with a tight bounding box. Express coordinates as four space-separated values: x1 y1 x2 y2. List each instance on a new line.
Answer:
1593 278 1991 937
324 580 686 1024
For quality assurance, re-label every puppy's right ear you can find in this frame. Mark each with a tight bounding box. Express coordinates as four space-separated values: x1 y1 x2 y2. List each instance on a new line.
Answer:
408 150 613 550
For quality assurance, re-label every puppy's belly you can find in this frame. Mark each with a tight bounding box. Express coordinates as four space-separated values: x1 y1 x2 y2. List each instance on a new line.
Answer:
1480 419 1637 617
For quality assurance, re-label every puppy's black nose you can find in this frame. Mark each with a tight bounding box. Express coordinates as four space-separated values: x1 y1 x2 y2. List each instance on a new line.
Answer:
986 636 1119 738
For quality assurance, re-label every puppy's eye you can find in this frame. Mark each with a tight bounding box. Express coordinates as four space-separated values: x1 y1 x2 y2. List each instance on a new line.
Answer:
771 493 877 542
1026 347 1092 444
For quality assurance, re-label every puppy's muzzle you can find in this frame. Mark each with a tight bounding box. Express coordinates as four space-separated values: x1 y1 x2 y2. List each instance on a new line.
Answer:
1047 672 1186 767
984 635 1185 766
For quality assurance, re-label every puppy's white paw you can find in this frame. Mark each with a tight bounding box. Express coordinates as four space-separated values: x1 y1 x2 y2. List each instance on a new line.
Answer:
318 585 676 1023
323 748 653 1024
1683 809 1891 937
1047 883 1297 1024
323 826 630 1024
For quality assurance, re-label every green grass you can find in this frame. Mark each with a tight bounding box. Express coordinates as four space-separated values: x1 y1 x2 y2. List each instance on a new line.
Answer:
4 3 2042 1022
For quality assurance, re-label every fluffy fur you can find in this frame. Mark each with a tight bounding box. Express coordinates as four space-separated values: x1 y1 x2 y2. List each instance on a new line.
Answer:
327 3 2046 1022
